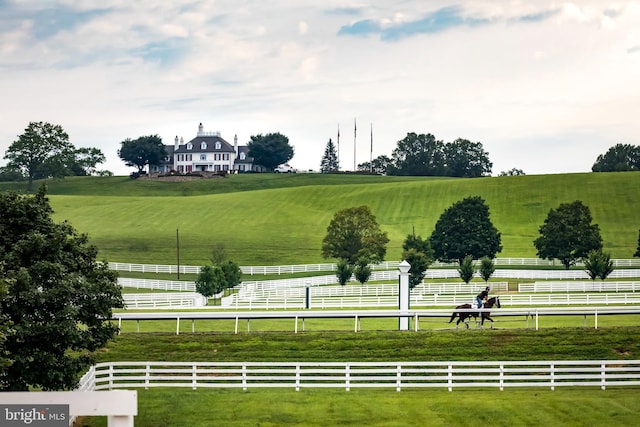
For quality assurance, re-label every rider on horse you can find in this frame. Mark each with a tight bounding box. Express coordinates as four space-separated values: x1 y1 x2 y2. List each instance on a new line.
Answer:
476 286 490 309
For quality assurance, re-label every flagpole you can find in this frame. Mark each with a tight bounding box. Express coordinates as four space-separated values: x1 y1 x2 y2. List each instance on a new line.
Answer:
370 123 373 173
337 124 340 168
353 118 357 171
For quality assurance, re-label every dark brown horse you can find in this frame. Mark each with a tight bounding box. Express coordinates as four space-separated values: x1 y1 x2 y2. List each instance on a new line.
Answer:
449 296 501 329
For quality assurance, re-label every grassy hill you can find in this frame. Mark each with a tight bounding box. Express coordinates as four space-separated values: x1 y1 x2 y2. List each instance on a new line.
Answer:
2 172 638 265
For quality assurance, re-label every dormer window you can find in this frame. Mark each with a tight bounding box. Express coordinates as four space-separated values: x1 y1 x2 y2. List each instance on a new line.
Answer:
240 152 246 160
215 142 221 150
186 143 193 150
201 142 207 150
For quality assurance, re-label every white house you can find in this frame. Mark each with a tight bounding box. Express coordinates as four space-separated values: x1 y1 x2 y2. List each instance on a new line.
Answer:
151 123 265 173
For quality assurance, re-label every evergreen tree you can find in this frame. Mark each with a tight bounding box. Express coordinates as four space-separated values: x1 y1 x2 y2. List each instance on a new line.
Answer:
320 138 339 173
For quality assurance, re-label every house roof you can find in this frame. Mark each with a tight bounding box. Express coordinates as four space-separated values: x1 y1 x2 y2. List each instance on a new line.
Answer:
234 146 254 164
174 135 235 154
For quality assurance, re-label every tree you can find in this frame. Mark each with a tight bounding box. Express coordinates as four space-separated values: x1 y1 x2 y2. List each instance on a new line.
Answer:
219 260 242 290
335 260 353 286
534 201 603 269
429 196 503 265
358 155 393 175
0 187 123 391
195 265 226 299
3 121 75 191
592 144 640 172
247 133 294 171
389 133 446 176
320 138 339 173
0 165 25 182
68 147 106 176
118 135 167 174
458 255 476 284
353 258 372 285
634 229 640 258
401 231 434 289
479 256 496 283
0 274 12 372
322 205 389 266
498 168 525 176
584 249 615 281
443 138 492 178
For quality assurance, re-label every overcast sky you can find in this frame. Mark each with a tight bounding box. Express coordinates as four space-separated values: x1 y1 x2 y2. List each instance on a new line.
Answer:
1 1 639 176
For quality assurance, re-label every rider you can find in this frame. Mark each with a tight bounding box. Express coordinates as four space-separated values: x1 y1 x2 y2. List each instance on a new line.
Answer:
476 286 490 310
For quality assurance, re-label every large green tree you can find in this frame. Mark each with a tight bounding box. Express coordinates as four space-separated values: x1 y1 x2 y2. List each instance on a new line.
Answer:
429 196 502 265
389 133 446 176
443 138 493 177
0 188 123 391
118 135 166 174
322 205 389 266
195 265 226 299
401 231 434 289
320 138 339 173
247 133 294 171
533 200 603 269
592 143 640 172
3 121 75 191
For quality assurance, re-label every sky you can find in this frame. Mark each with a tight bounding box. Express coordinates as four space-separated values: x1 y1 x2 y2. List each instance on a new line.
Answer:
1 1 639 176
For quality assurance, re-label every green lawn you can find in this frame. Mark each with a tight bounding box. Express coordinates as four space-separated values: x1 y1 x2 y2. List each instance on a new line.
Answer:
75 328 640 426
74 388 640 427
13 172 635 266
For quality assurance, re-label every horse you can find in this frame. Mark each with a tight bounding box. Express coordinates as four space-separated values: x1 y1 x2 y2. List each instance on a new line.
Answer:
448 296 501 329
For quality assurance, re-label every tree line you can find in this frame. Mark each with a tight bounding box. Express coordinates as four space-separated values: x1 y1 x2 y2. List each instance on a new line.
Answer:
1 122 111 191
322 198 640 287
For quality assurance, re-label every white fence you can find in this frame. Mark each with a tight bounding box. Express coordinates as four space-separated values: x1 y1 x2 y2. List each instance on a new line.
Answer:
108 259 640 276
519 281 640 293
123 293 206 309
113 306 640 334
221 292 640 310
85 360 640 392
118 277 195 291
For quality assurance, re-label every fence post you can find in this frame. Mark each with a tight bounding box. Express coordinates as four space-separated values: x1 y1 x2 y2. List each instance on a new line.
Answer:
192 364 197 390
448 364 453 392
345 363 350 391
396 364 402 392
295 364 300 392
398 260 410 331
601 363 606 390
242 364 247 391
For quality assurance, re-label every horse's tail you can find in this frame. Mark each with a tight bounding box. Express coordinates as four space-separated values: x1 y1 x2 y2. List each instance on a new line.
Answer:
448 311 457 323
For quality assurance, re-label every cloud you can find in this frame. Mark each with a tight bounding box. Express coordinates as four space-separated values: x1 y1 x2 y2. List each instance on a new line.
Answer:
628 45 640 54
509 9 560 24
338 5 561 41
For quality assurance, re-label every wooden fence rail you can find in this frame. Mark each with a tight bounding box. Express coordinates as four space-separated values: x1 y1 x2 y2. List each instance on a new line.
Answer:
86 360 640 392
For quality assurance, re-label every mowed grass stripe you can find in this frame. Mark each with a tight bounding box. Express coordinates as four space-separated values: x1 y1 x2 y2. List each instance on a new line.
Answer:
41 172 640 265
76 388 640 427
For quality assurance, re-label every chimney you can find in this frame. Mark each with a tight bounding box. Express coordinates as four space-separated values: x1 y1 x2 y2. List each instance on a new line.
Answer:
198 122 204 136
234 134 238 155
174 135 179 150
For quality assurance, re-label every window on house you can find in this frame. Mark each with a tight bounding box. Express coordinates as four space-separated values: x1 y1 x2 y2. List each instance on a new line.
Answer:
187 143 192 150
223 154 229 160
200 154 207 161
215 142 221 149
240 152 246 160
201 142 207 149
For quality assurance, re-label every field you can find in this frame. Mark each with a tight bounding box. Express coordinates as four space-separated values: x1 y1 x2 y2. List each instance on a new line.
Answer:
75 329 640 427
2 172 638 265
3 173 639 426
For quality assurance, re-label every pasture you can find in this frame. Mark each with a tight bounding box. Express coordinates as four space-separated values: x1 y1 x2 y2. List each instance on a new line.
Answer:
75 329 640 426
3 171 636 266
